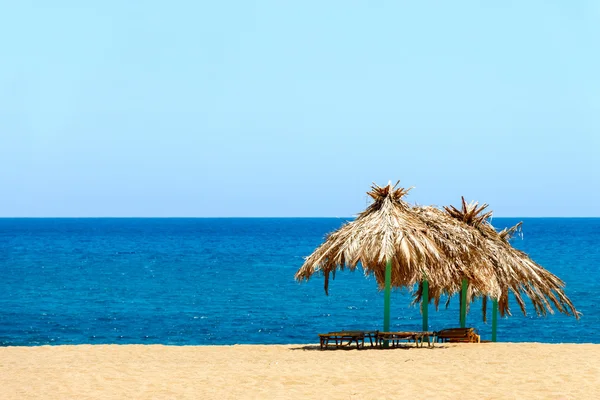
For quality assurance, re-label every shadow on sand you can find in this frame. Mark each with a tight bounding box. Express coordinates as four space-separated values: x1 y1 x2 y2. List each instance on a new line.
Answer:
289 344 447 351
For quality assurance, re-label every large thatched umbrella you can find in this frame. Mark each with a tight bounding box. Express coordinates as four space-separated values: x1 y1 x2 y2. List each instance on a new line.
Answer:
438 198 580 340
295 182 501 337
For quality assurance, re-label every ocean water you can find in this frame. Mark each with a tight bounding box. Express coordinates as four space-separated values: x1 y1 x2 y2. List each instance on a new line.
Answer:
0 218 598 346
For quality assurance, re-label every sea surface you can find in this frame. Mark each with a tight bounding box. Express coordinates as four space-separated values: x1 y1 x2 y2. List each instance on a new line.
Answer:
0 218 598 346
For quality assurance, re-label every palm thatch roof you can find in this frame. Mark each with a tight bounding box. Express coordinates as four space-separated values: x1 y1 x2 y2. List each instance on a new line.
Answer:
295 182 499 301
443 197 580 320
296 182 579 322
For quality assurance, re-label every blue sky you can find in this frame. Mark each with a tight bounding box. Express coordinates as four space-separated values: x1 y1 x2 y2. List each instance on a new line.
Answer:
1 1 599 217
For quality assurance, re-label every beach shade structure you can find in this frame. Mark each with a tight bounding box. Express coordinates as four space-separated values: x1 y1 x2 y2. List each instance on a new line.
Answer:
295 182 501 342
438 198 580 340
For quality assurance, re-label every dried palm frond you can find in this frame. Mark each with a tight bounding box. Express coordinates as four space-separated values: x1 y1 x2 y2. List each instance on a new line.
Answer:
499 222 523 242
445 197 493 228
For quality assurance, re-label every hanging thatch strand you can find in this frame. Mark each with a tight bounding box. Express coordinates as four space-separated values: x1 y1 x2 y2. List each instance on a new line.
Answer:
444 197 580 320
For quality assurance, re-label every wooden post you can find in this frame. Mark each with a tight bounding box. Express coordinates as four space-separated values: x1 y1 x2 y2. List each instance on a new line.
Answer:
460 278 468 328
492 299 498 342
422 279 429 332
383 259 392 348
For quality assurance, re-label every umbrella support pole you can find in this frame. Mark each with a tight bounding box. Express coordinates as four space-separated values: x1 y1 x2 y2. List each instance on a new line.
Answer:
422 279 429 332
460 278 468 328
492 299 498 342
383 259 392 348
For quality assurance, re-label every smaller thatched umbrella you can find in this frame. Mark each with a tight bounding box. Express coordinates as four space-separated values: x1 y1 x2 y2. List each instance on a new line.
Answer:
443 197 580 340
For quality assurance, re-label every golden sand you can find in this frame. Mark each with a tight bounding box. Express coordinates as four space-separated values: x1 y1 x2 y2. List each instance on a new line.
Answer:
1 343 598 399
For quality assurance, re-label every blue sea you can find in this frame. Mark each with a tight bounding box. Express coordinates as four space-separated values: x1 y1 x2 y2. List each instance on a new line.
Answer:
0 218 598 346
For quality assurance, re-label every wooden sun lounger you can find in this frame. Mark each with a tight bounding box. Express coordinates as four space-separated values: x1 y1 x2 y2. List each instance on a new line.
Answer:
377 331 436 348
318 330 379 350
435 328 481 343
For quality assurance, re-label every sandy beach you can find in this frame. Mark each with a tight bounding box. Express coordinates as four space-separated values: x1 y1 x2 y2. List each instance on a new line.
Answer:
1 343 598 399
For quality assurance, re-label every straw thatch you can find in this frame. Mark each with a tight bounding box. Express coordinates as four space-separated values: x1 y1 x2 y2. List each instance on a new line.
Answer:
295 182 499 302
444 197 580 320
295 182 578 322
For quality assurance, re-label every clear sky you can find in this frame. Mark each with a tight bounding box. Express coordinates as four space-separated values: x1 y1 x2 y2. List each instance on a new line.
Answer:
1 1 599 217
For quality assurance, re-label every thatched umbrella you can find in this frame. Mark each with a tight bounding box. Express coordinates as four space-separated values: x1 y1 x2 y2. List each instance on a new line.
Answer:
411 205 502 304
440 197 580 340
295 182 500 336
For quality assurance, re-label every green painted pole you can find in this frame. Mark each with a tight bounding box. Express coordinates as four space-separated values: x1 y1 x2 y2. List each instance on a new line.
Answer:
383 259 392 348
492 299 498 342
422 279 429 332
460 278 468 328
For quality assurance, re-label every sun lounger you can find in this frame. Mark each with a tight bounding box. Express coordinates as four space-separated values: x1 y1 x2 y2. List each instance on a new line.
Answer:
435 328 480 343
377 331 436 348
318 330 378 350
